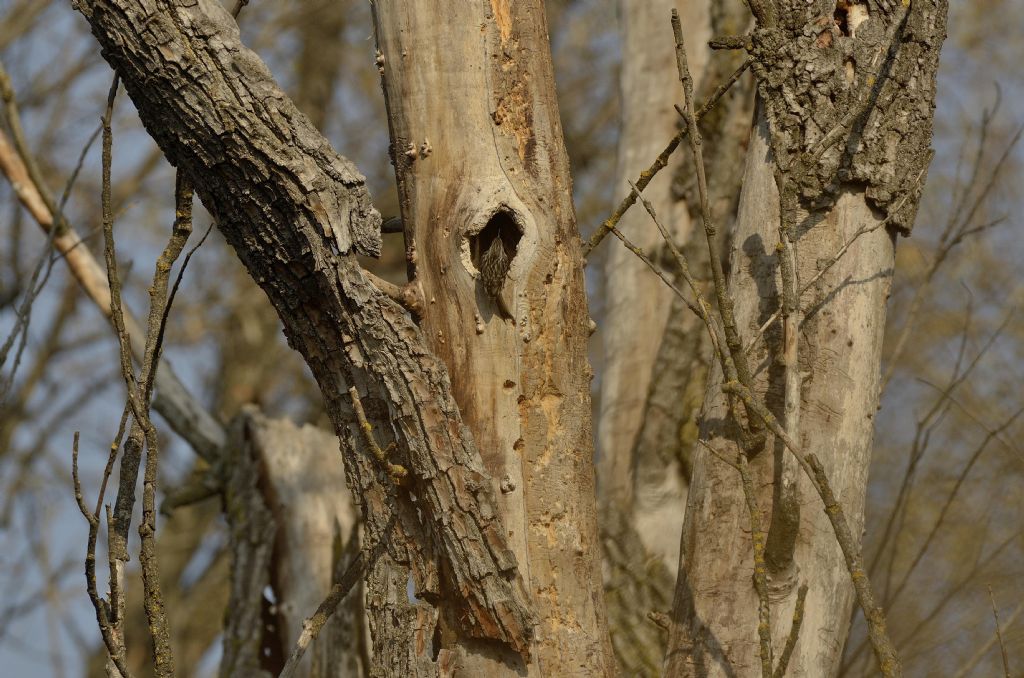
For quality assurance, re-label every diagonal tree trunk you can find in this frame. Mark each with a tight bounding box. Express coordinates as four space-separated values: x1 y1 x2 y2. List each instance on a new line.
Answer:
73 0 613 675
371 2 614 675
72 0 540 671
665 1 947 675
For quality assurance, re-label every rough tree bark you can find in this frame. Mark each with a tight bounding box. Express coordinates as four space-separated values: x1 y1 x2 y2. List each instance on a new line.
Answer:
665 1 946 676
371 2 614 675
71 0 554 672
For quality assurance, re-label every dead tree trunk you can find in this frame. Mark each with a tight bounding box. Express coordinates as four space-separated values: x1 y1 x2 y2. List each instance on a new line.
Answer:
598 2 710 674
71 0 555 673
372 2 614 675
74 0 612 675
665 1 947 676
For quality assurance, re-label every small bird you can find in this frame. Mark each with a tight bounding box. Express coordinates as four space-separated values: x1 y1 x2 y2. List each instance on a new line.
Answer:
479 236 511 315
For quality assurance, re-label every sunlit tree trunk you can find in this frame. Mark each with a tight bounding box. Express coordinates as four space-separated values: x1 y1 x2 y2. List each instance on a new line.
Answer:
74 0 612 676
372 2 614 675
598 3 709 674
664 1 948 675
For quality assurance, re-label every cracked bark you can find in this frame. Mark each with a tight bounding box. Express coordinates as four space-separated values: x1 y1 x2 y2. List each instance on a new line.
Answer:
73 0 533 666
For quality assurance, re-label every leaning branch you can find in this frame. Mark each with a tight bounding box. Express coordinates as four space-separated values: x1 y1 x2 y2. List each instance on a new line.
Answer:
74 0 534 654
0 123 225 459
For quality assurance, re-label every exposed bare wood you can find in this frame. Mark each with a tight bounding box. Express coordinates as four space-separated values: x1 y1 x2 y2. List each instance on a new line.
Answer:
241 408 364 678
372 2 614 674
73 0 533 663
599 0 707 533
665 0 947 672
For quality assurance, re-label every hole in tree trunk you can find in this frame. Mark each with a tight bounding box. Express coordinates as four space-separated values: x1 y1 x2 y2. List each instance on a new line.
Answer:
471 209 523 317
834 0 851 36
471 209 521 273
431 621 443 661
834 1 869 37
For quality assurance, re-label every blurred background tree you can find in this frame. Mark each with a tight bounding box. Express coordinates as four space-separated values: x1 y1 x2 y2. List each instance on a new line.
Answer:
0 0 1019 675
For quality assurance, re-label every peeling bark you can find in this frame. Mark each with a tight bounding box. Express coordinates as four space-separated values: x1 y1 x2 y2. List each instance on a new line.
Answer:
372 2 614 675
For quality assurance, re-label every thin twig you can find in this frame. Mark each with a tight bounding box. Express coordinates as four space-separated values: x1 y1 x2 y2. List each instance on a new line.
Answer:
868 531 1019 673
672 13 763 449
883 405 1024 609
870 307 1012 585
608 224 704 320
133 174 196 677
348 386 408 483
97 405 130 521
745 161 929 355
628 179 729 368
582 56 753 258
159 221 214 365
699 440 773 677
0 60 98 400
0 120 226 460
987 586 1012 678
952 599 1023 678
278 554 366 678
100 77 178 677
722 380 902 677
71 432 134 678
773 583 809 678
880 122 1022 391
140 170 194 406
99 77 141 415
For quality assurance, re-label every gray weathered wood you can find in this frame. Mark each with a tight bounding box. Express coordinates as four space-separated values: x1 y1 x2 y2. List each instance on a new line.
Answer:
244 409 363 678
599 0 708 560
664 0 947 674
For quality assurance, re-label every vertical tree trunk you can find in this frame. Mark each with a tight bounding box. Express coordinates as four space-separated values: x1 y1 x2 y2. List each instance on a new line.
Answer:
599 0 709 566
245 409 363 678
372 2 613 675
666 107 895 676
665 1 947 675
599 3 710 674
